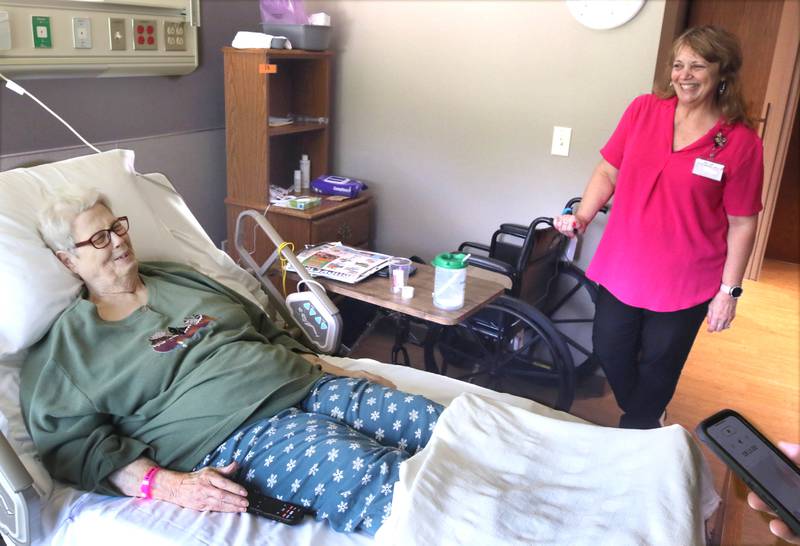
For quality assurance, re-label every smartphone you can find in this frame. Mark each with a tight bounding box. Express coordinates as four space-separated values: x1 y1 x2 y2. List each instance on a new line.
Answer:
246 491 307 525
696 409 800 535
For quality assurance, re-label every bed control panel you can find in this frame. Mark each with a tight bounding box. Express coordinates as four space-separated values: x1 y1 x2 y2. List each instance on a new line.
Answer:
286 291 342 354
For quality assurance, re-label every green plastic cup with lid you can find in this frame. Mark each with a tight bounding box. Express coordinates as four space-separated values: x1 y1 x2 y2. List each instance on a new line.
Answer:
431 252 469 310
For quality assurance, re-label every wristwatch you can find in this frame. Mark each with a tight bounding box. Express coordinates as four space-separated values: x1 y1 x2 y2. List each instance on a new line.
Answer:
720 283 743 298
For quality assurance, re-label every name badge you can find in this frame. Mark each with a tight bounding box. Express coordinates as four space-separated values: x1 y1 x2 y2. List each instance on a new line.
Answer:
693 158 724 182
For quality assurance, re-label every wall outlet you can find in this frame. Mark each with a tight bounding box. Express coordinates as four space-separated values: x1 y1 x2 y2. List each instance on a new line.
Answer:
164 21 186 51
551 126 572 157
132 19 157 50
109 18 126 51
72 17 92 49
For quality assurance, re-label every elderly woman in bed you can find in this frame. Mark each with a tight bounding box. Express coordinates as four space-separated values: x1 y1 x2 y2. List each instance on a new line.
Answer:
21 187 443 536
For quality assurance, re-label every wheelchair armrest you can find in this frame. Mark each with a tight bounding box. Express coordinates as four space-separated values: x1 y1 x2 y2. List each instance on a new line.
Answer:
466 255 515 278
498 223 527 238
459 241 490 253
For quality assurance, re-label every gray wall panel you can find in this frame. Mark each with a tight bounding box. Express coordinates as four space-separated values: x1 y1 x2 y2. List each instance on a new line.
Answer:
0 0 258 154
0 0 260 244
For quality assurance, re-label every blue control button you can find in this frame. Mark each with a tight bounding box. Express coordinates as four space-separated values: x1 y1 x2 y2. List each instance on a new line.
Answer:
320 322 327 330
303 302 310 310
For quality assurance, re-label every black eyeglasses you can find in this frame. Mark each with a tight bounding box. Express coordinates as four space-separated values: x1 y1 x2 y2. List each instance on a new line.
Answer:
74 216 130 249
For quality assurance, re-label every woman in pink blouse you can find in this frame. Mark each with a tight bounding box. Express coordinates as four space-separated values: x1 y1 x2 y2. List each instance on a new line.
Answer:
554 26 763 429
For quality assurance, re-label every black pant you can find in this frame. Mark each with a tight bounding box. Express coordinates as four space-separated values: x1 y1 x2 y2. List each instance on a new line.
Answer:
593 286 709 429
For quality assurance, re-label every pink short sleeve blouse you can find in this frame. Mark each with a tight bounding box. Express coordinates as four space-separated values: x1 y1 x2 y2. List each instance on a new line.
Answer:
586 94 764 312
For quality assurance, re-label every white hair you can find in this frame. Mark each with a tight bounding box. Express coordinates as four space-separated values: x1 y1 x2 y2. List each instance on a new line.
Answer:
39 186 111 253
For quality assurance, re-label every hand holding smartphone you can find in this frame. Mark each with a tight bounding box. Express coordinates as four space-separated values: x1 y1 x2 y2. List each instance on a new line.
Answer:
696 409 800 538
747 442 800 545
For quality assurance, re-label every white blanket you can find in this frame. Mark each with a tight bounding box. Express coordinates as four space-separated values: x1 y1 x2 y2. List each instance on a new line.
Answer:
376 394 720 546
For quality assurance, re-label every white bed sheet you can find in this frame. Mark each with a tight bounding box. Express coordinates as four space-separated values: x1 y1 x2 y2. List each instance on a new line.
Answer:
4 354 572 545
378 393 719 546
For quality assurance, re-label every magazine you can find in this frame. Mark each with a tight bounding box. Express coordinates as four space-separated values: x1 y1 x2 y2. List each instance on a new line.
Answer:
289 242 392 284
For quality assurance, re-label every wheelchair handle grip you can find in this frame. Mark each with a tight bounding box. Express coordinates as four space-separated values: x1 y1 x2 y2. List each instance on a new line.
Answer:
563 197 609 215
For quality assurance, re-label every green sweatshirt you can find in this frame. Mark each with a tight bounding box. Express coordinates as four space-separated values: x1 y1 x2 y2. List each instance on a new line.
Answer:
21 262 322 496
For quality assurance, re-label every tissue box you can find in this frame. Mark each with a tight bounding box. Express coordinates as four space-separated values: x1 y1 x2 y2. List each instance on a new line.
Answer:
260 23 331 51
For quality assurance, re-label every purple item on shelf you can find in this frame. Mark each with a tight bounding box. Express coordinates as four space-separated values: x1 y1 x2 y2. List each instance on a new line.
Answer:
260 0 308 25
310 175 367 199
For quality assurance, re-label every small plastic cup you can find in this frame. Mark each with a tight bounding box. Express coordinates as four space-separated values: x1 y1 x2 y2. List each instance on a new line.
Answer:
389 257 413 294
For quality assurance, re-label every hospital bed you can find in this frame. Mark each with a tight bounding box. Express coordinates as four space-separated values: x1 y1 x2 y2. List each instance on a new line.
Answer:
0 150 722 545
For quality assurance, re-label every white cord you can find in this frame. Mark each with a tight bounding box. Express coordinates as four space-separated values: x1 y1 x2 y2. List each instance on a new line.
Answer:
296 278 327 294
0 71 101 154
247 203 272 258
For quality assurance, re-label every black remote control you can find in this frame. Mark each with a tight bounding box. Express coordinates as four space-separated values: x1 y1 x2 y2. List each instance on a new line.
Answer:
246 492 307 525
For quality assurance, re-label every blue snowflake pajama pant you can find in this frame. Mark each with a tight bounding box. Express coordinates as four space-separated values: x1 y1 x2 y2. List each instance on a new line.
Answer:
197 374 444 535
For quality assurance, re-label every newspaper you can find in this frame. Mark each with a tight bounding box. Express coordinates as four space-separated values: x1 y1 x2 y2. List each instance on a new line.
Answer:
290 242 392 284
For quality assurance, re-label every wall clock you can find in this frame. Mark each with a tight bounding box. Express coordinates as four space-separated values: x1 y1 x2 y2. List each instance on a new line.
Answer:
566 0 646 30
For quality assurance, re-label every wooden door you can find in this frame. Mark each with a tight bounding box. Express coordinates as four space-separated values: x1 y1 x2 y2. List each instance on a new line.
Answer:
765 112 799 263
662 0 800 278
687 0 784 132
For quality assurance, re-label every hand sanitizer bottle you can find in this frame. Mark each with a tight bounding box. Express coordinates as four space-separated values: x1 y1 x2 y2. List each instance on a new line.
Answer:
293 169 302 193
300 154 311 190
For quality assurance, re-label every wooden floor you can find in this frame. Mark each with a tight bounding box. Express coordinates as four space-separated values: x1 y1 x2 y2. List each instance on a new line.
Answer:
678 259 799 546
348 259 799 546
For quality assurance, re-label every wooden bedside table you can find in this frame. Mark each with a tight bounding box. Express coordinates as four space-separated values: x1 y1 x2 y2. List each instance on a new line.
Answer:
226 190 373 267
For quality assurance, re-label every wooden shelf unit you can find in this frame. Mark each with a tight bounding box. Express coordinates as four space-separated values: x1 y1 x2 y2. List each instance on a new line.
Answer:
222 47 373 267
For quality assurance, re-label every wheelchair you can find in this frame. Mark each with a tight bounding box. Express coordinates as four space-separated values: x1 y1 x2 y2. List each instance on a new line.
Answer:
422 197 608 412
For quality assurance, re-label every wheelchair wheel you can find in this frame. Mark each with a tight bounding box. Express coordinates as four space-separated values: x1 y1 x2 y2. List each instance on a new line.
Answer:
423 295 576 411
540 260 599 376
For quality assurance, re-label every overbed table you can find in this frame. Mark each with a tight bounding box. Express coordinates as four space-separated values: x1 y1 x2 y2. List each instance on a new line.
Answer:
311 263 506 371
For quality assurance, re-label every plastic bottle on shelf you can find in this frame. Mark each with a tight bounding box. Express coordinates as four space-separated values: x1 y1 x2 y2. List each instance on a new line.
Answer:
300 154 311 190
293 169 302 193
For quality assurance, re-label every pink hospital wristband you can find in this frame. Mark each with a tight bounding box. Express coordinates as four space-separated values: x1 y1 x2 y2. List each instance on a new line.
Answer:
140 466 161 499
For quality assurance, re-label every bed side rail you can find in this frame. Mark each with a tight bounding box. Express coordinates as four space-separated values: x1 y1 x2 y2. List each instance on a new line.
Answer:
234 210 342 354
0 432 40 546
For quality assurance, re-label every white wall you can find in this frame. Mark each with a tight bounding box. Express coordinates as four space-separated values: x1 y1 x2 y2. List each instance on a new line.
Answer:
309 0 667 267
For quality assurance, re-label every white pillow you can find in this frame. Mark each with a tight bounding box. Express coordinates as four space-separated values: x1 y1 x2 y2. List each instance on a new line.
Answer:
0 149 267 357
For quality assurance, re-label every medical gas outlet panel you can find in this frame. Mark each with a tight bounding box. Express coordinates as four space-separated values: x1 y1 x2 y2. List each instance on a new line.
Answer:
0 0 199 78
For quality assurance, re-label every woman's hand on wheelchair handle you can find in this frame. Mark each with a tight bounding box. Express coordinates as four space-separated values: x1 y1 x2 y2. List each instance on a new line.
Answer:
553 214 586 238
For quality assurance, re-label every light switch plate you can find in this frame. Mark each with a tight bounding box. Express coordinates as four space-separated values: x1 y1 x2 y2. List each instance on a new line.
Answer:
551 126 572 157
